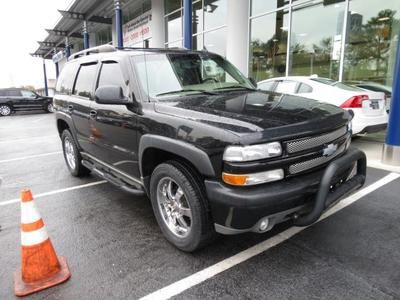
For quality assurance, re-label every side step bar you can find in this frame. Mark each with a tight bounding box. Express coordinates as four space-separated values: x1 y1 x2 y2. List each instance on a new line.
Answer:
82 159 145 196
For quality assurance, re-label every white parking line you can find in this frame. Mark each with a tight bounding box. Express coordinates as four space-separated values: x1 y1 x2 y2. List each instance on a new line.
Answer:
140 172 400 300
0 135 58 144
0 151 62 164
0 180 107 207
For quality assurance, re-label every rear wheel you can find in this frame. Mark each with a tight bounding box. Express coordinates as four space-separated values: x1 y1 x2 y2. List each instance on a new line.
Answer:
149 161 215 252
61 130 90 177
0 104 11 116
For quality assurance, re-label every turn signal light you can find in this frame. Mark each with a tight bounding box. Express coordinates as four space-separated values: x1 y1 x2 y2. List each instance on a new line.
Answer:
222 169 284 186
340 95 369 108
222 173 248 186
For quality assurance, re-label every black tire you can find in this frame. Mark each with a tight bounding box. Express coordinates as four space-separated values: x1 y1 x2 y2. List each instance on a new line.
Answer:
149 161 216 252
0 104 12 116
61 129 90 177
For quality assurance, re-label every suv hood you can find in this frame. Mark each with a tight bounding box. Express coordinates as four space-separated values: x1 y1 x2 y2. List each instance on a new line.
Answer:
154 91 351 142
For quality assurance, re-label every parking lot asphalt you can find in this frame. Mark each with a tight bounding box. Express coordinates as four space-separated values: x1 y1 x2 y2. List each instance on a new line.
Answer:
0 112 399 300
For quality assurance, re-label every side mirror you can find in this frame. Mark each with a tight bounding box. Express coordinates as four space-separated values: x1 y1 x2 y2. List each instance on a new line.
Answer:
248 77 257 87
95 85 129 105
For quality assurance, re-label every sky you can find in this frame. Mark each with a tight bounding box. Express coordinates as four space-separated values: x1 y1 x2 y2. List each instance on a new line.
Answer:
0 0 72 89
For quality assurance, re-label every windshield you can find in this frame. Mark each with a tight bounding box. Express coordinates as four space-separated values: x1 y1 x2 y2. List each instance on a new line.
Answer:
132 52 254 99
311 78 362 92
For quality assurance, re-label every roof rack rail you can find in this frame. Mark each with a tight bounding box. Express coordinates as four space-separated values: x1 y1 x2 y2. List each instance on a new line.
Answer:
69 44 116 60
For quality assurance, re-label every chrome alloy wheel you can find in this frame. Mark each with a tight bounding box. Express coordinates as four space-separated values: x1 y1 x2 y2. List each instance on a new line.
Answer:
47 103 54 112
157 177 192 238
64 137 76 170
0 105 11 116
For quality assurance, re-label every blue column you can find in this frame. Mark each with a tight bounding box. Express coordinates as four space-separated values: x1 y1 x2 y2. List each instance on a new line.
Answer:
83 20 89 49
382 36 400 165
183 0 192 49
55 62 59 78
42 59 48 97
115 0 123 48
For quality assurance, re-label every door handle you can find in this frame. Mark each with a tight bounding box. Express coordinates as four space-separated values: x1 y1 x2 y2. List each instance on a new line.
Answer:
67 105 73 111
89 110 97 119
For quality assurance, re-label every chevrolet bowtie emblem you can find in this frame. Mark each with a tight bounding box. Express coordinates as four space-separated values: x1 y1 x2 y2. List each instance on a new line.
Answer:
323 143 338 157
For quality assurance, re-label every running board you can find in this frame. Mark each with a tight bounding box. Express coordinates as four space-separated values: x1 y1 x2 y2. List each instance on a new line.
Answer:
82 159 145 196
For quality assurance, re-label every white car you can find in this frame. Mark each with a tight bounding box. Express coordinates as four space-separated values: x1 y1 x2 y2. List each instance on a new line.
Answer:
258 76 388 135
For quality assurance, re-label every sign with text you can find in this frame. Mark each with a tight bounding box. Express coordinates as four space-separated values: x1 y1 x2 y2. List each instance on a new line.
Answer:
123 11 152 47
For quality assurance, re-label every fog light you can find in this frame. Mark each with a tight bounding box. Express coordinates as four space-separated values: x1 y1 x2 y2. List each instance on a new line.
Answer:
259 218 269 231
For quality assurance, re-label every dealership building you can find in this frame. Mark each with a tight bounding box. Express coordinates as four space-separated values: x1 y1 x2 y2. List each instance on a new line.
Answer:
33 0 399 91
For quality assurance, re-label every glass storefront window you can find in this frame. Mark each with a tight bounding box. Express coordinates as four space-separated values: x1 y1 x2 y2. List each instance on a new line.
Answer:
249 10 289 81
289 1 346 80
166 10 182 42
204 28 226 56
165 0 182 14
204 0 227 31
344 0 400 86
251 0 289 16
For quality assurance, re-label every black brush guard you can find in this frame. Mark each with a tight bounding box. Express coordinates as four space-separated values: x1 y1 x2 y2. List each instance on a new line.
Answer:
293 147 367 226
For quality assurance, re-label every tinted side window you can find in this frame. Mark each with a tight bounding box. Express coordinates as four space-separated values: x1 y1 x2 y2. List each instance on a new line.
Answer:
97 62 128 96
258 81 275 91
0 90 5 96
73 64 98 99
56 62 79 94
6 90 21 96
297 83 313 93
21 90 36 97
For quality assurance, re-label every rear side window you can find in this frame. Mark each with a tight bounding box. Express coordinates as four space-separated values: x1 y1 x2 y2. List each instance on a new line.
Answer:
56 62 79 94
297 83 313 93
6 90 21 96
258 81 275 91
0 90 5 96
97 62 128 96
73 64 98 99
275 80 298 94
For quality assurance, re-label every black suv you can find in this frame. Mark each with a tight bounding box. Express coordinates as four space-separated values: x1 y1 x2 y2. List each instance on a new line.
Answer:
0 88 54 116
54 45 366 252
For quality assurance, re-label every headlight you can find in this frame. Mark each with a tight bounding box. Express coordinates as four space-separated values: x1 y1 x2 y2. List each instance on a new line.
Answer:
222 169 284 186
223 142 282 162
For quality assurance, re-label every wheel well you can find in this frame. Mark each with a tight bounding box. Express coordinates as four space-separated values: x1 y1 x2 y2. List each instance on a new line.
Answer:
57 119 70 136
141 148 203 188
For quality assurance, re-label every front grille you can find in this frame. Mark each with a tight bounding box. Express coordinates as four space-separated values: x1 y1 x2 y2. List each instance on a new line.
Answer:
286 126 347 154
288 143 346 175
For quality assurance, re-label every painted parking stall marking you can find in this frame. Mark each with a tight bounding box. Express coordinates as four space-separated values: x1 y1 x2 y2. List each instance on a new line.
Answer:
0 151 62 164
0 180 107 207
140 172 400 300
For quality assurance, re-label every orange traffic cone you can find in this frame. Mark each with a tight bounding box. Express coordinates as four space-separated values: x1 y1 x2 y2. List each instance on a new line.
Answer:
14 189 71 297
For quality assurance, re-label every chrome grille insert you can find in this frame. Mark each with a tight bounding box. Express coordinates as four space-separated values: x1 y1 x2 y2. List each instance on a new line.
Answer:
286 127 347 154
289 143 346 175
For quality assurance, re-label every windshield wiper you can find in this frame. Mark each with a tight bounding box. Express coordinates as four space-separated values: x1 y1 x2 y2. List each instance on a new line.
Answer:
156 89 217 97
213 85 257 91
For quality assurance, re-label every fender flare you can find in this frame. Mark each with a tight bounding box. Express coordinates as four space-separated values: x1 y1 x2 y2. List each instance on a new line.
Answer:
139 134 216 177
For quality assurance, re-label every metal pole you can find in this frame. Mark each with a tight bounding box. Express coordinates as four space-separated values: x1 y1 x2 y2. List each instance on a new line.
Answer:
115 0 123 48
183 0 192 49
42 59 48 97
55 62 59 78
338 0 350 82
65 37 71 58
285 0 293 77
382 35 400 166
83 20 89 49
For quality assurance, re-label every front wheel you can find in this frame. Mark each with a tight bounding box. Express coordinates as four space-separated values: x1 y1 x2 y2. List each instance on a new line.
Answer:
61 130 90 177
0 104 12 116
46 103 54 113
149 161 215 252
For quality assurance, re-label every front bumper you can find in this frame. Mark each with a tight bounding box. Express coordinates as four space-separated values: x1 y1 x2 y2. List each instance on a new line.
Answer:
205 147 366 234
